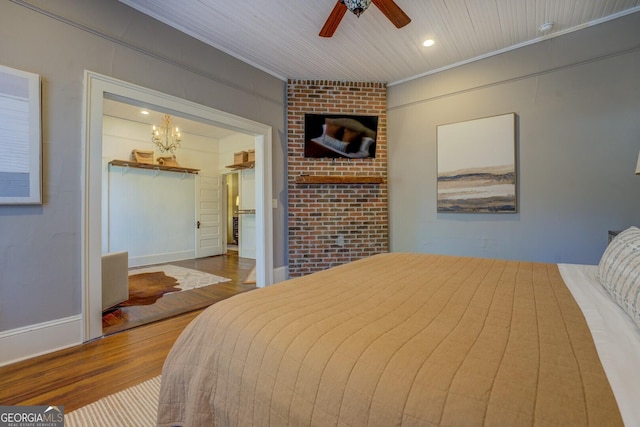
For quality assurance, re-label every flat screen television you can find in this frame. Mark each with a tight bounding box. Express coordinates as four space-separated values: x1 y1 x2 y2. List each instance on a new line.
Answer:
304 114 378 159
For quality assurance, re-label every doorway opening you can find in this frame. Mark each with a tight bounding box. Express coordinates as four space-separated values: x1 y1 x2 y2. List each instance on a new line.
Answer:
100 100 259 335
83 71 273 342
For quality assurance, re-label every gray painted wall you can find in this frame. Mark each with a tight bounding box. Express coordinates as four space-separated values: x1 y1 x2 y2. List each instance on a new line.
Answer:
388 12 640 265
0 0 286 332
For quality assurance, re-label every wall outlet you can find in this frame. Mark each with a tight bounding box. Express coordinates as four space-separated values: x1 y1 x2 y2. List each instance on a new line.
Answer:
337 235 345 247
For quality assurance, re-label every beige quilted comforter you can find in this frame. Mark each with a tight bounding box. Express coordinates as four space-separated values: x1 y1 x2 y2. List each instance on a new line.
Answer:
157 253 623 426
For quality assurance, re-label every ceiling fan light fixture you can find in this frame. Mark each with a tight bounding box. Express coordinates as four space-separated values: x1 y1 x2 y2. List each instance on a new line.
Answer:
343 0 372 17
320 0 410 37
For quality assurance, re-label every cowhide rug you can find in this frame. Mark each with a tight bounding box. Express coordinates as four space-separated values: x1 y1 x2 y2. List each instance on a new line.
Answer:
113 265 231 308
116 271 180 307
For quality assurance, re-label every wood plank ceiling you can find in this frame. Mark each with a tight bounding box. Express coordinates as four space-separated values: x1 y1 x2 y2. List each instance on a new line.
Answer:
119 0 640 84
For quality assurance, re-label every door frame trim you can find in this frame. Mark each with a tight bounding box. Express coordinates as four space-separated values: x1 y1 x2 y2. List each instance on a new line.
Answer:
82 71 273 341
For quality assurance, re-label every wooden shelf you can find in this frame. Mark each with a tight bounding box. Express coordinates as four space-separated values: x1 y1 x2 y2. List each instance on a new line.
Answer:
225 161 255 170
295 175 384 184
109 159 200 174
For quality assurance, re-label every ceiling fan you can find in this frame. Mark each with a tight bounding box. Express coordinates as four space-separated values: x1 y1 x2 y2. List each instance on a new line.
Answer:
320 0 411 37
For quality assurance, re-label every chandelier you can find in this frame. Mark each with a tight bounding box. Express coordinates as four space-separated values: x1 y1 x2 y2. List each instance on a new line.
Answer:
151 114 182 153
343 0 371 17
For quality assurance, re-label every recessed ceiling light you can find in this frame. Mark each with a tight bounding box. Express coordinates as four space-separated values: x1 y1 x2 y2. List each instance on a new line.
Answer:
140 110 150 115
422 39 435 47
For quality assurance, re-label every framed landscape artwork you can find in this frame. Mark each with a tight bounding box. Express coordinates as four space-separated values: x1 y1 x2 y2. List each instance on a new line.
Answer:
437 113 517 213
0 65 41 204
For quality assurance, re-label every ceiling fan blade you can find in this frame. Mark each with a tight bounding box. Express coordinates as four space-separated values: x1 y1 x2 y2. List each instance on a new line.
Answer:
371 0 411 28
319 1 348 37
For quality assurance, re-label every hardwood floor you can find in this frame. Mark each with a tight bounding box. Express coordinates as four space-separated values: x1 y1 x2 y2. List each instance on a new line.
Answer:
0 310 202 412
0 252 256 412
102 251 255 335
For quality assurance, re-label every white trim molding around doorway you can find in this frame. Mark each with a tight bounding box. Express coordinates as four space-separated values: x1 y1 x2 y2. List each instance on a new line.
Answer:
82 71 273 342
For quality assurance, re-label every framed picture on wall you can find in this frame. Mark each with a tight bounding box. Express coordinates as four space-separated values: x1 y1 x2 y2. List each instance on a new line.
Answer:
0 65 42 205
437 113 517 213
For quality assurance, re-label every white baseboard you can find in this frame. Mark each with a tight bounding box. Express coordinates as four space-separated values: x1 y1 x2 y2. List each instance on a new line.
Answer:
129 250 196 268
273 265 289 284
0 315 82 367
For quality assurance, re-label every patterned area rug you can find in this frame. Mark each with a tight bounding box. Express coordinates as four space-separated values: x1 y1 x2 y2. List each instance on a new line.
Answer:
66 376 160 426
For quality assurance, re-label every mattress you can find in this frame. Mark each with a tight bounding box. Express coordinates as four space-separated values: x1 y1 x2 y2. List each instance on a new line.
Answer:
157 253 628 426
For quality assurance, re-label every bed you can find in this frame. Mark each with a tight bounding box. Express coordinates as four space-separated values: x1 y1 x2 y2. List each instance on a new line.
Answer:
157 228 640 426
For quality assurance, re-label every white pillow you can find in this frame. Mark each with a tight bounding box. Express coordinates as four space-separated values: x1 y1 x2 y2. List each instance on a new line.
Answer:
598 226 640 329
321 134 348 152
359 136 374 153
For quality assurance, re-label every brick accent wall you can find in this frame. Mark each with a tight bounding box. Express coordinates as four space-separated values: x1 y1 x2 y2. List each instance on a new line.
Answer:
287 80 389 277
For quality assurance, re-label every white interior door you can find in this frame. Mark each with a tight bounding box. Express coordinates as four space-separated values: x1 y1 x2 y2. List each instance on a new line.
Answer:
196 174 223 257
238 168 256 259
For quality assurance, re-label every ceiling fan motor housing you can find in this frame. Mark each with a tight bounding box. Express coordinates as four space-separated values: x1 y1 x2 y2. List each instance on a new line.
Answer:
343 0 372 17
